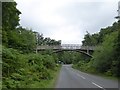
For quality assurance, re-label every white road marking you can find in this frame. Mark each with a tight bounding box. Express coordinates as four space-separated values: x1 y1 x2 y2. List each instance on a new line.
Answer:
80 76 86 79
92 82 106 90
70 69 86 79
77 74 86 79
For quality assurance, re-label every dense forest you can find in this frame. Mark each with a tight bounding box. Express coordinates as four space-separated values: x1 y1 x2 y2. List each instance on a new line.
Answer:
1 2 61 89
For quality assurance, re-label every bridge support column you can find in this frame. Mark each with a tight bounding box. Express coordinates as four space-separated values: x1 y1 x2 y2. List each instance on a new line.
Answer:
87 49 89 54
87 46 89 54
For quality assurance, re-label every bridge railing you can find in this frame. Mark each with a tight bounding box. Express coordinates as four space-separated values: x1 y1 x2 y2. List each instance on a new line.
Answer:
37 45 61 50
61 44 81 49
37 44 97 50
80 46 96 50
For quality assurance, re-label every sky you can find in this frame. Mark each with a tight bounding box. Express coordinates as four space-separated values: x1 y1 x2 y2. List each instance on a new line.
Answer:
15 0 119 44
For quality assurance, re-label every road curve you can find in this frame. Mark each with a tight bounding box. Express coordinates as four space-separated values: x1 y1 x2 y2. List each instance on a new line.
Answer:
55 65 119 89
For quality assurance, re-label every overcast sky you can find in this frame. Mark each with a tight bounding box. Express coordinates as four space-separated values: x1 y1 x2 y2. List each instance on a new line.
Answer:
15 0 119 44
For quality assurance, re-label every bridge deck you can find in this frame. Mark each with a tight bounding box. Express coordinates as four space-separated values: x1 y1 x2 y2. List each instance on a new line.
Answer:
36 44 96 57
36 45 96 51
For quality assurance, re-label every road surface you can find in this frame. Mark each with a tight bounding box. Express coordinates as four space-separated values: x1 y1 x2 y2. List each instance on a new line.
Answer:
56 65 119 89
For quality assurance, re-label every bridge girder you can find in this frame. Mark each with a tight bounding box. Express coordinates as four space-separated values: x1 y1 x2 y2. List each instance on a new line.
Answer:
36 44 96 57
52 49 93 57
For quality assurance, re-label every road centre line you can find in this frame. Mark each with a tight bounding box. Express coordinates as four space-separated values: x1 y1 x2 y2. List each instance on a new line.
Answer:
70 68 86 79
77 74 86 79
92 82 106 90
68 68 86 79
69 67 107 89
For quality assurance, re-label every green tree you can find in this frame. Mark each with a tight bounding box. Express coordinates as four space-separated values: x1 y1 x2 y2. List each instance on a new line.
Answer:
92 31 118 73
2 2 21 46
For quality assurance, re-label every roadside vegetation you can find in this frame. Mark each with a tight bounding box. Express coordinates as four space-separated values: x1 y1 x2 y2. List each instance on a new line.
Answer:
73 21 120 78
2 2 61 89
1 1 120 89
2 47 60 88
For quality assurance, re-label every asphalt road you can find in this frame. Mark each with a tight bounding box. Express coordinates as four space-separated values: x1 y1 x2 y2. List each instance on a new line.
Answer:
56 65 119 89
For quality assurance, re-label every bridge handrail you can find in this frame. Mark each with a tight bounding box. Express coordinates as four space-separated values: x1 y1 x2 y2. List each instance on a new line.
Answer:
37 45 97 50
37 45 61 49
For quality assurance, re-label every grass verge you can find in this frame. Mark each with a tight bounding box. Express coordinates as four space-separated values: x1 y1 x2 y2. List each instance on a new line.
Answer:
72 65 118 81
47 65 61 88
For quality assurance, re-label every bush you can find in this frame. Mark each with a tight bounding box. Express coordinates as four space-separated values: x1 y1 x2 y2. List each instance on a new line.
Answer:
2 46 22 77
2 47 57 88
42 55 56 70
